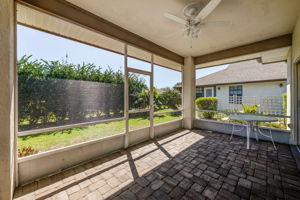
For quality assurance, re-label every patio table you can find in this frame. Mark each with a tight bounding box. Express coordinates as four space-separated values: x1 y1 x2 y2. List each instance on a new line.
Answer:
228 114 278 150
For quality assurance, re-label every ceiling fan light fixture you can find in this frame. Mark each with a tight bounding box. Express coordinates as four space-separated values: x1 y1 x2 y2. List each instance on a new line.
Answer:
191 32 199 40
192 28 201 35
183 29 191 38
164 0 225 41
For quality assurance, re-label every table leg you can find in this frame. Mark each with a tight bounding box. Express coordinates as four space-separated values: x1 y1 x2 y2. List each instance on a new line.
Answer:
253 122 259 142
246 122 251 149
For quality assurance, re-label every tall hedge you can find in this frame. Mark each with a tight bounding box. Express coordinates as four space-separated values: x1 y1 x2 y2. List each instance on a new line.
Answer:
18 76 125 131
195 97 218 119
17 56 147 130
17 55 183 130
18 55 124 84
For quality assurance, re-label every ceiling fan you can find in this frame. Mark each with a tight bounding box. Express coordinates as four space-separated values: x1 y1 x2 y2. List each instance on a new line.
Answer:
164 0 228 41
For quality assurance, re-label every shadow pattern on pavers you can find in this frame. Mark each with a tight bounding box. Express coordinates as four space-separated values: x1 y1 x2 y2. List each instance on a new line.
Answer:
14 129 300 200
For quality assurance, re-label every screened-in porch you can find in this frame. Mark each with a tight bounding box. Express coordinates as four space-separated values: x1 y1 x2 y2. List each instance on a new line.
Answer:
1 0 300 199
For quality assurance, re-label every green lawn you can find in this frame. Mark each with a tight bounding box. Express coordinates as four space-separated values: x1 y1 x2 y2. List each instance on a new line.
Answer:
18 111 181 153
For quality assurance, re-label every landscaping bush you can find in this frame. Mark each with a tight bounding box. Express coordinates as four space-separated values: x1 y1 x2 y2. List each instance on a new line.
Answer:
128 73 149 110
195 97 218 119
18 146 39 157
282 93 287 114
241 104 260 114
156 88 182 110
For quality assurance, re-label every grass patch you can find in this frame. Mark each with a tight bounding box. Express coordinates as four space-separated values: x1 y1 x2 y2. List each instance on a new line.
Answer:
18 112 181 153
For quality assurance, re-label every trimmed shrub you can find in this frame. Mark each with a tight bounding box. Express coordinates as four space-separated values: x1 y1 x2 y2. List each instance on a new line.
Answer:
195 97 218 119
156 88 181 110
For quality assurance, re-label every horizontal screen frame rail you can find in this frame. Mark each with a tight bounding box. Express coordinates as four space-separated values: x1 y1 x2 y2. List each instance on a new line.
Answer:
128 108 150 114
127 67 152 76
154 109 183 116
17 117 125 136
195 109 291 119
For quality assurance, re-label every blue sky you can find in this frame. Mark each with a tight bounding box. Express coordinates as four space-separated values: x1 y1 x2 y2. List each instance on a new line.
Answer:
17 25 227 88
196 64 227 78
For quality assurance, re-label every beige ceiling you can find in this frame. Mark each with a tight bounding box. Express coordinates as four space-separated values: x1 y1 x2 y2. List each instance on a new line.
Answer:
196 47 290 69
66 0 300 57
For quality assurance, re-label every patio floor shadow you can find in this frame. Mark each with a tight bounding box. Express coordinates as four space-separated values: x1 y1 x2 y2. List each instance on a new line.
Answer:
14 129 300 200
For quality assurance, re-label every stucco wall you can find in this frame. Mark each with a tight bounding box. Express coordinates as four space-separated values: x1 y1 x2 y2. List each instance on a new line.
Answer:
214 81 286 113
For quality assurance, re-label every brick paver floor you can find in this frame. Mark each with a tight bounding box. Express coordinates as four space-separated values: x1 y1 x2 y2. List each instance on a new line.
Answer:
14 129 300 200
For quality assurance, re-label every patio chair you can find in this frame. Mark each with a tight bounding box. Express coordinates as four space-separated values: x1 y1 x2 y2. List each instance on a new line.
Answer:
254 125 277 150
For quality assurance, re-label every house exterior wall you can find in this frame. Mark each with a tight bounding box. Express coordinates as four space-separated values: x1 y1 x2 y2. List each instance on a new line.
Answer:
197 81 286 99
210 81 286 112
216 81 286 98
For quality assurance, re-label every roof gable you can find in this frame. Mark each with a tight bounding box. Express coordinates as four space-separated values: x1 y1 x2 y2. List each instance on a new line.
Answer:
196 60 287 86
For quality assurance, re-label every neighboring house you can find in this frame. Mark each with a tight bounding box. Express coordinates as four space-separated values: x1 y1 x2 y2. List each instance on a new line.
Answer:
195 60 287 114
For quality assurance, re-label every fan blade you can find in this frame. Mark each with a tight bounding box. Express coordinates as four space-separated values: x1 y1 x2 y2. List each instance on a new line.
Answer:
195 0 222 21
202 20 231 26
164 13 186 25
164 28 189 38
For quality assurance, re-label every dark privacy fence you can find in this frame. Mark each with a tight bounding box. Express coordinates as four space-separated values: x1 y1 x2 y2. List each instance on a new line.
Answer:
18 76 124 131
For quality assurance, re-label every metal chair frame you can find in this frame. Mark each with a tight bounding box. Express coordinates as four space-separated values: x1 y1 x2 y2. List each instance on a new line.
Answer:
230 120 277 150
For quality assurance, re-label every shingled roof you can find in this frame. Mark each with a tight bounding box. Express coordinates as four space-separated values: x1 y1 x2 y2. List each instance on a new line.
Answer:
196 60 287 86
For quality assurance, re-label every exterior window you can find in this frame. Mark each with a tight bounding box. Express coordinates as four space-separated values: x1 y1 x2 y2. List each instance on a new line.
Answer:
204 87 214 97
229 85 242 104
196 87 203 98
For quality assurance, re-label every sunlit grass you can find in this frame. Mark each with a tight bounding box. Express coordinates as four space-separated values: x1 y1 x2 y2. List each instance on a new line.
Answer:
18 112 182 153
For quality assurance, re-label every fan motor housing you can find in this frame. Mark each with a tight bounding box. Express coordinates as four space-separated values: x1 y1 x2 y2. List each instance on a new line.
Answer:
183 2 205 19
